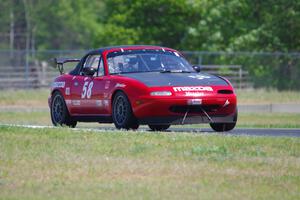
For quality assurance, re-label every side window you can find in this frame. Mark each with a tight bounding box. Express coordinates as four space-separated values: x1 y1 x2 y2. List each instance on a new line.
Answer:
97 59 105 76
81 54 100 76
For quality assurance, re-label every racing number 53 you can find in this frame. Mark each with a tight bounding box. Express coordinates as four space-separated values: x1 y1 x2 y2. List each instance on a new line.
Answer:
81 81 94 99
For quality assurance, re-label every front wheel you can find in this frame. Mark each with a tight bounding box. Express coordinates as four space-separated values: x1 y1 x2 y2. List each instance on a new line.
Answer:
210 122 236 132
112 91 139 130
209 110 237 132
50 91 77 128
148 124 170 131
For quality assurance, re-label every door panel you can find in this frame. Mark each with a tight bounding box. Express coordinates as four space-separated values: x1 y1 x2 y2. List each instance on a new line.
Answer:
70 54 107 115
70 76 89 114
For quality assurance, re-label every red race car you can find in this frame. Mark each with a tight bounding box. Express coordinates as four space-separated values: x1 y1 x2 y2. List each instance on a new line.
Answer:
49 45 237 131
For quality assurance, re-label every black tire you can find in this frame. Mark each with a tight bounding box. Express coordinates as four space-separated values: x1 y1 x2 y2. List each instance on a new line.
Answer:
50 91 77 128
210 109 238 132
112 91 139 130
148 124 170 131
210 122 236 132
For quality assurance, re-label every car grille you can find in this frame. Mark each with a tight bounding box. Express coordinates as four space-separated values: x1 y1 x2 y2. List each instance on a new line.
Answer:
169 105 221 113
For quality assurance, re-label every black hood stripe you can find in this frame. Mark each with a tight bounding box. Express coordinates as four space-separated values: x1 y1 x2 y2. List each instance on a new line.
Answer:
120 72 228 87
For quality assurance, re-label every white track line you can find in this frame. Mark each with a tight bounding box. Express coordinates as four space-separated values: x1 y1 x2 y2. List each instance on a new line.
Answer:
0 123 53 129
0 123 137 133
1 123 299 137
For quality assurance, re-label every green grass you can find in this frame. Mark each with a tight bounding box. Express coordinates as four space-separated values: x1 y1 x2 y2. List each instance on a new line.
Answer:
0 126 299 199
0 89 49 107
236 89 300 104
0 111 51 125
235 113 300 128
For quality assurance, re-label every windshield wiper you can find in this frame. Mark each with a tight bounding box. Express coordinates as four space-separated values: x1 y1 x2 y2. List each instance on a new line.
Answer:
110 70 155 75
160 69 191 73
110 70 192 75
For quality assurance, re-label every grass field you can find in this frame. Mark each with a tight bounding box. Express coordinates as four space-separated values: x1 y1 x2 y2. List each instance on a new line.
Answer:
236 89 300 104
0 89 49 107
0 90 299 199
0 126 299 200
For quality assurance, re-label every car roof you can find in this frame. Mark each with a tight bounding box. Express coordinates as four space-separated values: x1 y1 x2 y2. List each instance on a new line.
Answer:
70 45 177 76
88 45 176 54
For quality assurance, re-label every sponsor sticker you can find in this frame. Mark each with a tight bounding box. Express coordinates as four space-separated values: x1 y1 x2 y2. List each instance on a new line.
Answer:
185 92 204 97
187 99 202 105
105 81 111 89
72 100 81 106
223 99 230 107
115 83 126 88
52 81 65 88
188 75 211 80
173 86 213 92
65 100 72 105
103 100 109 107
65 87 70 95
96 100 103 107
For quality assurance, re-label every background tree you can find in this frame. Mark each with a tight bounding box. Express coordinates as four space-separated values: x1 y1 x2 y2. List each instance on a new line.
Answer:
0 0 299 51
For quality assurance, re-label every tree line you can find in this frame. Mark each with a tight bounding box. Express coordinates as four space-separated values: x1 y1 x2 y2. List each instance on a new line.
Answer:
0 0 299 52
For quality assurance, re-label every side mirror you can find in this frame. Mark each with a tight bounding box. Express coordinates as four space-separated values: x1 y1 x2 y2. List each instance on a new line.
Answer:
193 65 201 73
82 67 96 76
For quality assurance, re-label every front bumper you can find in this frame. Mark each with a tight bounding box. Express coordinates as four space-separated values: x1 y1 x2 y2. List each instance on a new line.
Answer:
138 113 237 125
132 95 237 124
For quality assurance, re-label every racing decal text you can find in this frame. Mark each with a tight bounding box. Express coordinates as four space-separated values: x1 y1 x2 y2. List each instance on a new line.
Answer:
185 92 205 97
173 86 213 92
81 81 94 99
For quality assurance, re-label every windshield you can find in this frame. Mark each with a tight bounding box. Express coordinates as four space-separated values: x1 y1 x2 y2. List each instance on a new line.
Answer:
107 50 194 74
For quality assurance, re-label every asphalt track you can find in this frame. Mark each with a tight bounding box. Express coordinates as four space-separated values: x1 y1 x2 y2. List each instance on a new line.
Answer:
99 126 300 137
1 124 299 137
82 126 300 137
168 127 300 137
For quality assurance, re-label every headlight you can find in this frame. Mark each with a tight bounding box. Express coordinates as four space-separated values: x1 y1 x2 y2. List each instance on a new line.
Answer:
150 91 172 96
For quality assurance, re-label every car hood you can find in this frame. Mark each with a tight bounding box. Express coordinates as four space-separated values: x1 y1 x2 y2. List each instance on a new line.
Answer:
119 72 228 87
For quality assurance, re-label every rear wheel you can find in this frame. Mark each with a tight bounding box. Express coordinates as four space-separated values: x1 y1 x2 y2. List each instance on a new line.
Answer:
50 91 77 128
148 124 170 131
112 91 139 130
210 110 237 132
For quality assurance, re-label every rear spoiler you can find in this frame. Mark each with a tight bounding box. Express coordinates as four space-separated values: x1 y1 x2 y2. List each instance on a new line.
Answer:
51 58 80 74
